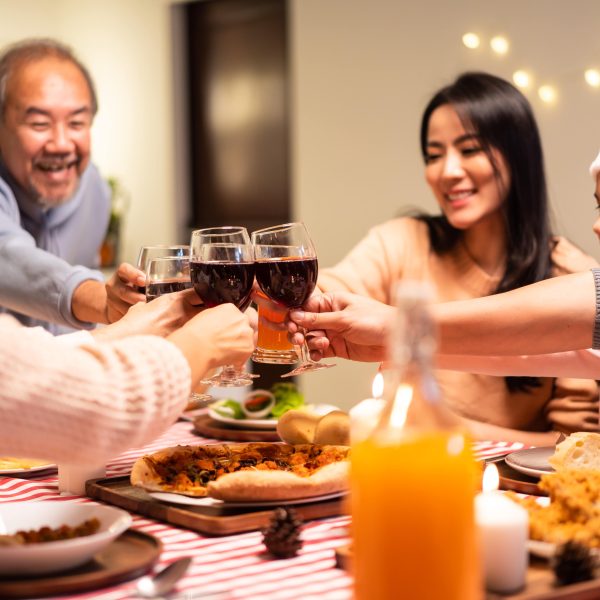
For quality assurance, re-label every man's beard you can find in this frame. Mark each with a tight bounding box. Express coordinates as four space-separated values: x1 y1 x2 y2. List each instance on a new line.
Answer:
28 166 81 209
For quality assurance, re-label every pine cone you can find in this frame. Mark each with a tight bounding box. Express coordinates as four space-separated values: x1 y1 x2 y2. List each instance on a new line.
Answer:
262 507 303 558
553 541 596 586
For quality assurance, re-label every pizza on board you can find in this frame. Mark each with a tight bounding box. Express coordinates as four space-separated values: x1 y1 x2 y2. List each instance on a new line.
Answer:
130 442 349 502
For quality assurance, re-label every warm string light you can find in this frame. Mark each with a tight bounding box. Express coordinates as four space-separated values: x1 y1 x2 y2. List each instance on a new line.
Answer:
512 70 531 89
462 32 597 104
585 68 600 88
490 36 509 55
538 84 557 104
462 32 480 49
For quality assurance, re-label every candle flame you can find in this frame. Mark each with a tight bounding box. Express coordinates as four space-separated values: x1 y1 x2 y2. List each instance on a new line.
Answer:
389 384 413 429
482 463 500 493
372 372 384 399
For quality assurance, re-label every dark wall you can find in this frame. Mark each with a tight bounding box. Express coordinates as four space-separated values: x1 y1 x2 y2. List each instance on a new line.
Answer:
186 0 290 233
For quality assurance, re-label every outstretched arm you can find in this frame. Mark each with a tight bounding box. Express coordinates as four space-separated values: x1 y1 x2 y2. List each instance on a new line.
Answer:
433 270 597 356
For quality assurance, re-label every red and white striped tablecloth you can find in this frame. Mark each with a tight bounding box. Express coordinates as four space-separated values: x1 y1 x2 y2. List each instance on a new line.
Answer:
0 421 525 600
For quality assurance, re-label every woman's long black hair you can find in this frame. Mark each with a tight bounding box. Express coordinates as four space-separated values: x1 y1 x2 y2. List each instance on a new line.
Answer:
416 72 553 393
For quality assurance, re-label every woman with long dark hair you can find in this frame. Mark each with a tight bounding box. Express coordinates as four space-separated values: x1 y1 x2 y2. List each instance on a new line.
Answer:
319 72 599 445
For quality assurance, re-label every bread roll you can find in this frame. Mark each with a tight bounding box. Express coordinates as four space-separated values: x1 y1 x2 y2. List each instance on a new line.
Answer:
314 411 351 446
276 410 319 444
548 432 600 471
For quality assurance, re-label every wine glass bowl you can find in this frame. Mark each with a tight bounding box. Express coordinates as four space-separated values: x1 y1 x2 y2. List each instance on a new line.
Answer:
252 222 335 376
190 227 258 386
145 256 192 302
136 245 190 294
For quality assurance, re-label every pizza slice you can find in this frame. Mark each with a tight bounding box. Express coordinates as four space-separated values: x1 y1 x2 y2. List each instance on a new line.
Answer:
130 442 349 502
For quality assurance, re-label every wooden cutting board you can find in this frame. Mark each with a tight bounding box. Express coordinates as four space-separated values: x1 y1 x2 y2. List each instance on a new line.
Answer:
87 476 348 536
192 414 281 442
335 546 600 599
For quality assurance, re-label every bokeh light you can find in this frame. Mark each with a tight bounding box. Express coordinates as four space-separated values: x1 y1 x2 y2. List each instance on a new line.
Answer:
512 70 531 89
462 32 480 49
490 36 509 55
538 85 557 104
585 69 600 88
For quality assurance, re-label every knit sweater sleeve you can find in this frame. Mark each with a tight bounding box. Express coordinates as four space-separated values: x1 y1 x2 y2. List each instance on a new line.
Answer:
0 315 190 464
592 268 600 350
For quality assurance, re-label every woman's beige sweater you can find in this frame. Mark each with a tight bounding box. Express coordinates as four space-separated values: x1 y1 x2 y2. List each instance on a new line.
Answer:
319 217 599 435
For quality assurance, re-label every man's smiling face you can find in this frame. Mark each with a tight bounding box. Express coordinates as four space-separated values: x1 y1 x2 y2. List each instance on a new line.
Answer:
0 56 93 207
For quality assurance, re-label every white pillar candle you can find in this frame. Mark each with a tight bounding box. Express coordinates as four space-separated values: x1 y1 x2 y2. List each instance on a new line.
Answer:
349 372 386 444
475 464 529 593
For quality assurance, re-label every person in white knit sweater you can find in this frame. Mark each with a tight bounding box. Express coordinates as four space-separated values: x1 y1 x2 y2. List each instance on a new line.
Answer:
0 289 254 465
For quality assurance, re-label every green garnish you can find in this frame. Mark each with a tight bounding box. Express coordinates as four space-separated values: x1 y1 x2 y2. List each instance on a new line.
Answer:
270 383 305 418
213 399 245 419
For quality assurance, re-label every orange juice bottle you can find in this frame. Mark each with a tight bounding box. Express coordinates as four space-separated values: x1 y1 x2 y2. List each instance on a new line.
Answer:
351 282 480 600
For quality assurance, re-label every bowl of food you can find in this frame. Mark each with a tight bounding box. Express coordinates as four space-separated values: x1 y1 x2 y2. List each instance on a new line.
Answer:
0 501 132 575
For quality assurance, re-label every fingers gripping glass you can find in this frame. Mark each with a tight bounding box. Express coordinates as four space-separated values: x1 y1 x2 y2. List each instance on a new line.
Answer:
190 226 258 387
252 222 335 377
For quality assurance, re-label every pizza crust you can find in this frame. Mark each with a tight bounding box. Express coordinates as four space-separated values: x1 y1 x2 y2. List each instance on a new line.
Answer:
207 460 349 502
130 446 209 497
130 443 350 501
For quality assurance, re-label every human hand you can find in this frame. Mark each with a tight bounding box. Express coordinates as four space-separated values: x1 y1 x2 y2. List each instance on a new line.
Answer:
287 291 395 362
105 262 146 322
173 303 255 374
93 288 201 341
545 379 600 433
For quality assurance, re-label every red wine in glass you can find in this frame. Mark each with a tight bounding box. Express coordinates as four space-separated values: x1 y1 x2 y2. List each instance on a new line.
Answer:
146 280 192 302
251 222 335 377
190 226 258 386
254 257 318 308
190 261 255 311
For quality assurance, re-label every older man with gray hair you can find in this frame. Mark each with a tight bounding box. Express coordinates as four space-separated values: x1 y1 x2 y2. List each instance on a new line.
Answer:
0 37 136 334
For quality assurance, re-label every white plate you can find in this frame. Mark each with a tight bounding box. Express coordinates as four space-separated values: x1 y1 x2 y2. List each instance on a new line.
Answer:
208 403 340 430
0 501 131 575
0 462 56 476
149 490 347 508
505 447 555 478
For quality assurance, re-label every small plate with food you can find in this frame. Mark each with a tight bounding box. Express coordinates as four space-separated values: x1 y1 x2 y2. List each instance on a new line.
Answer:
0 457 56 476
208 383 338 430
131 442 350 503
0 501 131 575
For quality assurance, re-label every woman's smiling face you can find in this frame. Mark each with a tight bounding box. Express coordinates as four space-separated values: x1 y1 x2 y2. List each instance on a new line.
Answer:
424 103 511 231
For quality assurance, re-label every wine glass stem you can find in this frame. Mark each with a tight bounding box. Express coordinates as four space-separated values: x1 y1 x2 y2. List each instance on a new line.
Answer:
298 327 317 365
220 365 242 382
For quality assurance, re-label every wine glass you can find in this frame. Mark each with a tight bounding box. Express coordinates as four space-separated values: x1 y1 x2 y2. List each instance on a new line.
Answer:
145 256 192 302
252 222 335 377
145 256 211 406
190 226 258 386
136 245 190 294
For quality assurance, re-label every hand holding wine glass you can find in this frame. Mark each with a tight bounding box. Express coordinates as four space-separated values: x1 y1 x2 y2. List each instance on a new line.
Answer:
190 226 258 386
252 222 335 376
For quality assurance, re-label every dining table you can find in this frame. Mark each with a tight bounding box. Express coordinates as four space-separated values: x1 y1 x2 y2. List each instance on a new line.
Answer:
0 419 526 600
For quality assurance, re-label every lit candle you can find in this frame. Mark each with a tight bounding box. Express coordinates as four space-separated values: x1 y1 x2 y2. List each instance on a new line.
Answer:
475 464 529 593
349 372 386 444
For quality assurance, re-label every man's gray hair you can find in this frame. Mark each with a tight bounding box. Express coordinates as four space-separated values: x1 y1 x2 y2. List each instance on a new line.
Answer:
0 38 98 118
